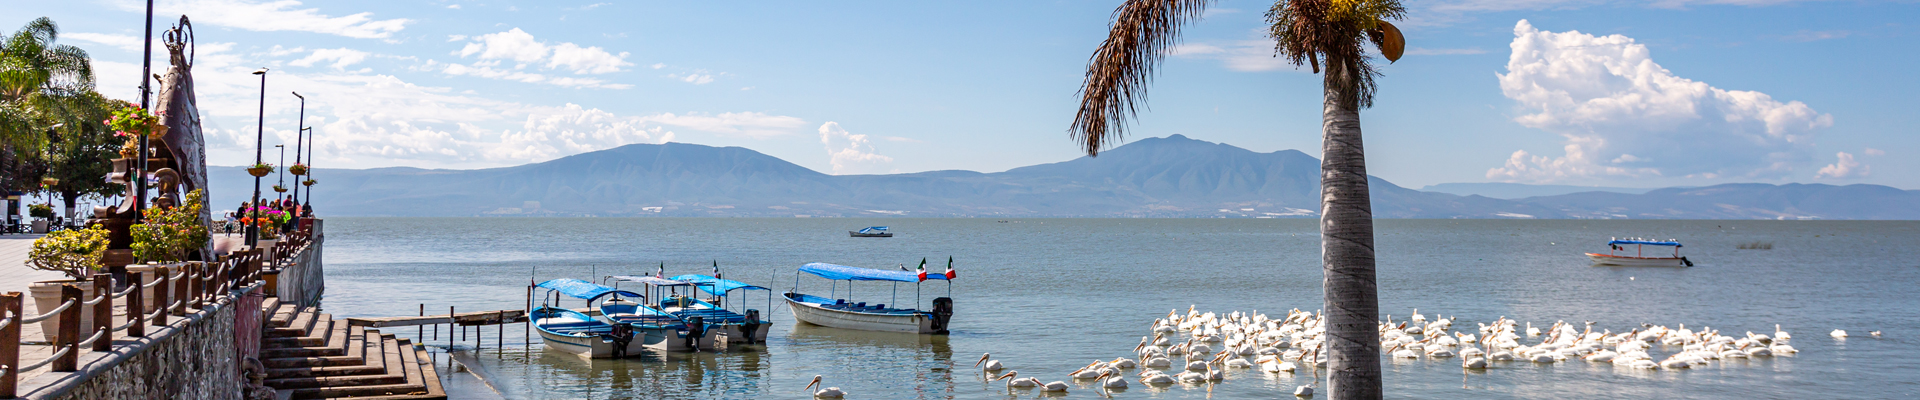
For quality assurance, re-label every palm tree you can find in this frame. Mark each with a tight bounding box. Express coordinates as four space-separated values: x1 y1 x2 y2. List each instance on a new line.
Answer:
1 17 100 195
1071 1 1404 398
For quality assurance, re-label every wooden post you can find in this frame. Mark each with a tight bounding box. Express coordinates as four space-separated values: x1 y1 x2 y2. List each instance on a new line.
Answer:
449 306 456 349
187 263 202 310
91 274 112 352
153 271 170 327
52 284 81 372
417 305 423 340
497 311 503 352
0 292 23 398
173 265 189 316
127 272 145 338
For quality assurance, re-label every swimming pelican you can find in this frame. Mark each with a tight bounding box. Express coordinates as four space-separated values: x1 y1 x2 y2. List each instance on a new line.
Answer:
1143 356 1172 368
1110 357 1139 369
1038 380 1070 392
1070 362 1106 379
1140 371 1176 385
1463 357 1488 369
995 371 1041 388
1527 322 1541 337
804 375 845 398
1294 385 1315 397
975 353 1005 372
1185 360 1210 372
1097 371 1128 390
1774 325 1791 342
1870 331 1882 337
1831 329 1848 338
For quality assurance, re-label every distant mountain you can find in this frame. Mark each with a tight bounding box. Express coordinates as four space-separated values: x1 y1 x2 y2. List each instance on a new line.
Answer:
1420 182 1656 199
205 135 1920 219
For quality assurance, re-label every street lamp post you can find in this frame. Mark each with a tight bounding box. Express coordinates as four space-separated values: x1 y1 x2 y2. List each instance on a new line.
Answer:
303 126 315 207
247 68 268 247
274 144 285 202
291 92 304 205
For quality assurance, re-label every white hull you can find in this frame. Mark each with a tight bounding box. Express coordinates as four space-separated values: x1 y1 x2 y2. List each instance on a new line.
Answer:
539 324 705 357
708 323 771 344
1588 253 1689 267
785 297 935 333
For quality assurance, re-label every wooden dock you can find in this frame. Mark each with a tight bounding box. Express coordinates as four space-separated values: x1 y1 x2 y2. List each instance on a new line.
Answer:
346 310 527 328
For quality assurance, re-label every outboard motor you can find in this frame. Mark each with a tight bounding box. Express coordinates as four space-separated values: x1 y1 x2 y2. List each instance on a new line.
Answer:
608 324 634 358
930 297 954 334
741 309 763 344
684 316 706 351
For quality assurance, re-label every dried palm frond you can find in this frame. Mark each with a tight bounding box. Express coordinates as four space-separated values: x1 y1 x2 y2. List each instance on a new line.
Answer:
1071 0 1212 157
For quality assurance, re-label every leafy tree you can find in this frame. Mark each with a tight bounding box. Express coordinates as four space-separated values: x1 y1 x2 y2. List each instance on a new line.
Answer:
1072 1 1405 398
1 17 98 196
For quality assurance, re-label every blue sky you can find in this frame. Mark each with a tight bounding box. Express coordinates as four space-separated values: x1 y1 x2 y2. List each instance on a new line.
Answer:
14 0 1919 189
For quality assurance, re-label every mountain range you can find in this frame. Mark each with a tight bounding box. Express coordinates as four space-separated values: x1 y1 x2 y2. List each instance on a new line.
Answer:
204 135 1920 219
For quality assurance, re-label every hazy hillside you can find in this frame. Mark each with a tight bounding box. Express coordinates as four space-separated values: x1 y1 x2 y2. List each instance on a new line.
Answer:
204 135 1920 220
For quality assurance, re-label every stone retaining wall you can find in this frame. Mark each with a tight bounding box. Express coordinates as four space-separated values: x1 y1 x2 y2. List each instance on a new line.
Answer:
18 286 247 399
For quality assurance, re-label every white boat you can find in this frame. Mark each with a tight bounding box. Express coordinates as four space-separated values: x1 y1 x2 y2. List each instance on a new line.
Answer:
608 274 773 344
849 226 894 237
533 278 708 358
783 262 954 334
1588 238 1693 267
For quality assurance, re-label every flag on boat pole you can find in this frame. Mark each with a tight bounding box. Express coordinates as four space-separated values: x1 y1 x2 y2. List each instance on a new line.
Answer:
712 260 721 279
916 258 928 282
656 262 664 279
944 256 957 279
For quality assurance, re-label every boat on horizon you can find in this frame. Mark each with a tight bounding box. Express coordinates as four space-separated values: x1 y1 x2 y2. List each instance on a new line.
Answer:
1588 238 1693 267
783 261 954 334
849 226 893 237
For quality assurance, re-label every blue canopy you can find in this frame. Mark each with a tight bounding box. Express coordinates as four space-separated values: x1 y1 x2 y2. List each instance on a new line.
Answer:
1609 239 1681 247
536 279 642 302
799 262 951 283
608 275 698 287
857 226 888 234
670 274 770 296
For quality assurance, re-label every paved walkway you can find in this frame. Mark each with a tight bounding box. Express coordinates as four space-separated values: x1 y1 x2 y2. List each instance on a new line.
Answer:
0 234 65 295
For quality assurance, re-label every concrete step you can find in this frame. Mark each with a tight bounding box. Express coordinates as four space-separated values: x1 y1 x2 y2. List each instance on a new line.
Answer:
264 318 338 349
285 335 427 399
268 309 318 338
261 297 283 324
318 339 445 400
266 326 370 378
268 303 297 328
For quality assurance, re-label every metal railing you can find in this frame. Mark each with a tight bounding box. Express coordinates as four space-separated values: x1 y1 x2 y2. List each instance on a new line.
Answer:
0 228 311 398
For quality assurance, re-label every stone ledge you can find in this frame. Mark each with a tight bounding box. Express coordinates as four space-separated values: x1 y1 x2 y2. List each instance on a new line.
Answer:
12 282 260 399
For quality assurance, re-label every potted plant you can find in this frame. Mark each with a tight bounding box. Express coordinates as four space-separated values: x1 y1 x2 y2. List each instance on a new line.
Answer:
108 102 167 140
27 226 109 341
246 163 273 177
302 178 316 186
245 206 288 249
272 185 288 193
131 189 212 264
288 163 308 176
28 204 54 233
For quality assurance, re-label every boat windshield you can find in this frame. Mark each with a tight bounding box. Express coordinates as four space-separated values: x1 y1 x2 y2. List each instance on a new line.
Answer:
1608 239 1681 247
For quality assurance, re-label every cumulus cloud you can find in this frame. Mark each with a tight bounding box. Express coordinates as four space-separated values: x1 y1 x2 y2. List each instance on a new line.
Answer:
818 122 894 175
112 0 410 39
454 28 631 74
289 48 371 69
63 33 143 52
1170 39 1293 72
670 73 715 84
1487 20 1831 182
1815 151 1868 179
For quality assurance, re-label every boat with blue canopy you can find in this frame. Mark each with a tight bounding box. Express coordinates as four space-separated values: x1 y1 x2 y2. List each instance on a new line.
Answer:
531 278 700 358
783 260 955 334
849 226 893 238
607 274 773 344
1588 238 1693 267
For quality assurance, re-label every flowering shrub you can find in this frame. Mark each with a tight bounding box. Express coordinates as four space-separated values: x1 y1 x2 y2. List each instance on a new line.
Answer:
240 206 290 239
288 164 308 175
28 204 53 219
131 189 211 263
29 226 110 281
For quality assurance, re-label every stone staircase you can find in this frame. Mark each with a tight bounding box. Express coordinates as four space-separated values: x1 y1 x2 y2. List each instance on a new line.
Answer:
260 298 446 399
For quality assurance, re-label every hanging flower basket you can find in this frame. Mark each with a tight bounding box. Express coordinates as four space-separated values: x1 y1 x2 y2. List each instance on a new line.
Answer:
272 185 288 193
289 164 308 175
247 163 273 177
302 179 316 186
40 177 59 188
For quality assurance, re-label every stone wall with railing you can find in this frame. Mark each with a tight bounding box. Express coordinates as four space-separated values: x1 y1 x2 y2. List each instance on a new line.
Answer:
0 221 323 399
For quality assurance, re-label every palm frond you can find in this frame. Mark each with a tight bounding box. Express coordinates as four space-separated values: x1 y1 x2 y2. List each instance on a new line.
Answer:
1266 0 1406 108
1071 0 1211 156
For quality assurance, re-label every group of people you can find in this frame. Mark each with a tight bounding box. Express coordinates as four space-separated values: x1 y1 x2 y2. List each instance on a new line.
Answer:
222 198 312 235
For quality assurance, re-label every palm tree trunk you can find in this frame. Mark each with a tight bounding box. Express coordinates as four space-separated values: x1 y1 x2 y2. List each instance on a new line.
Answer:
1319 61 1382 399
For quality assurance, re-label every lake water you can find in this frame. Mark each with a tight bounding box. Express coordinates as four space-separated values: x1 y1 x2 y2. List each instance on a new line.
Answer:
316 218 1920 399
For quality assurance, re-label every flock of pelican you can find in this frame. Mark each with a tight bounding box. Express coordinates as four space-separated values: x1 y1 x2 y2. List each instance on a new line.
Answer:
803 306 1870 398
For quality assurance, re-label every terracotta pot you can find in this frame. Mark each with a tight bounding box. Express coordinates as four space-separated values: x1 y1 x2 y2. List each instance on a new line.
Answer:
28 280 96 343
246 167 271 177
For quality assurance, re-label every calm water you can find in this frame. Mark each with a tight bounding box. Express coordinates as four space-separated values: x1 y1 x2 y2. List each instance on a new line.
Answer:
318 218 1920 399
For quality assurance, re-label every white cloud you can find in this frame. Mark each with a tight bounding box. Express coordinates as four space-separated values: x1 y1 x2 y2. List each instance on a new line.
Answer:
440 63 631 89
446 4 460 9
1783 30 1850 42
818 122 894 175
1406 47 1488 55
1815 152 1868 179
651 63 665 69
1170 39 1294 72
671 73 715 85
1864 148 1885 156
289 48 371 69
63 33 143 52
453 28 631 74
112 0 410 39
89 42 797 169
1487 20 1831 182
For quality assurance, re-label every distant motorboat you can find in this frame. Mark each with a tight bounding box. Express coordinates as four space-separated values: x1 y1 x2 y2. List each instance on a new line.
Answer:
850 226 893 237
1587 238 1693 267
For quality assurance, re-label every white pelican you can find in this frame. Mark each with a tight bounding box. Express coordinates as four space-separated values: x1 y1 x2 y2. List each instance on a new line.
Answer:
995 371 1041 388
804 375 845 398
1143 356 1172 368
1140 371 1176 385
1185 360 1209 371
1527 322 1541 337
975 353 1005 372
1097 371 1128 390
1774 325 1792 342
1038 380 1070 392
1463 357 1488 369
1110 357 1139 369
1294 385 1315 397
1070 362 1105 379
1870 331 1882 337
1831 329 1848 338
